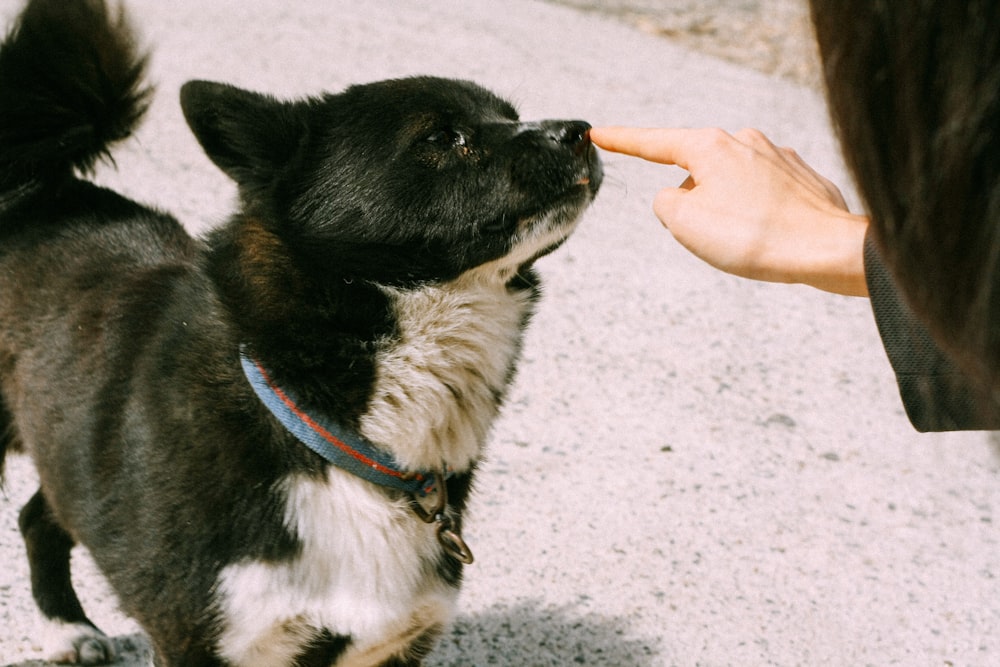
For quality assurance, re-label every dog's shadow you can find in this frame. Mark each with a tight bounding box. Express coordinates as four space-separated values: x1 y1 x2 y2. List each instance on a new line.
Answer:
3 601 658 667
434 600 660 666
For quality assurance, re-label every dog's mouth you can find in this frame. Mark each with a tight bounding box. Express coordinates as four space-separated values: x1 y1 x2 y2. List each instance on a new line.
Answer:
539 121 603 197
490 122 603 233
476 136 601 273
434 119 605 283
517 128 602 232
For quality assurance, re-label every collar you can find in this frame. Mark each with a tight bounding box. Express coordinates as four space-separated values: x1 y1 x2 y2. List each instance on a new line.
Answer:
240 349 475 564
239 350 441 497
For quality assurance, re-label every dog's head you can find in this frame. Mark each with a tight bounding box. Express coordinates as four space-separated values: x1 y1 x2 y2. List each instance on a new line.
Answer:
181 76 601 285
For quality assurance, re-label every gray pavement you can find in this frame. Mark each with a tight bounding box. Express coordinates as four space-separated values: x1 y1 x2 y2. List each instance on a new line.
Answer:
1 1 998 665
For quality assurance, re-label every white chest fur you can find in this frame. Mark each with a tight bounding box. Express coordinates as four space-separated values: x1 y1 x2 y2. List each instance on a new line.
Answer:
214 272 533 665
360 272 534 472
215 471 454 666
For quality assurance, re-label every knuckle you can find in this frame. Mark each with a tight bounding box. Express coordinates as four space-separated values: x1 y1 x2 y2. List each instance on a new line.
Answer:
779 145 800 160
733 127 767 145
696 127 734 150
737 129 788 160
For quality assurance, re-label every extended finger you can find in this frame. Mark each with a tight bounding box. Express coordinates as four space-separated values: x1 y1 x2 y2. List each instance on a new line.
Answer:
590 126 702 170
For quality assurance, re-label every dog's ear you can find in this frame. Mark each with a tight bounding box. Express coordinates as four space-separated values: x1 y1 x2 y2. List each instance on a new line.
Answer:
180 80 308 189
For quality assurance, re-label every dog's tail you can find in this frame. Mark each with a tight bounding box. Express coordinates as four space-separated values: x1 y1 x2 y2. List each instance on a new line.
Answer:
0 0 151 197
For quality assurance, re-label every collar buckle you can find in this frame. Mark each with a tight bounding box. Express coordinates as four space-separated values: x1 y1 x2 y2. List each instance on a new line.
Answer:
409 471 475 565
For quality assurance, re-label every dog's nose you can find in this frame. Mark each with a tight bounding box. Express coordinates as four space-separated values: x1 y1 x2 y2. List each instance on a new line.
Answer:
541 120 592 154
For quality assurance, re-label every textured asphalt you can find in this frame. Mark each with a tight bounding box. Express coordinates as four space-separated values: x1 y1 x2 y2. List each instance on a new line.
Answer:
1 1 998 666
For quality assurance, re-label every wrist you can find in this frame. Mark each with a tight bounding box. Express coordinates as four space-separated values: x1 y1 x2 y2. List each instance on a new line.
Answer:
793 211 870 297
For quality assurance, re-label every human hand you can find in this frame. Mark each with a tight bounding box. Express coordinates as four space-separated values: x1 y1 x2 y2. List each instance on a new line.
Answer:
590 126 869 297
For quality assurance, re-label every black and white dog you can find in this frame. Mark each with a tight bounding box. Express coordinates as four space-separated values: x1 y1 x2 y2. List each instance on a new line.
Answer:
0 0 601 665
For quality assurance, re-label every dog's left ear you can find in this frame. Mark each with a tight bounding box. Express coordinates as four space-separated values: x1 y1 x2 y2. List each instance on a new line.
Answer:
180 80 308 189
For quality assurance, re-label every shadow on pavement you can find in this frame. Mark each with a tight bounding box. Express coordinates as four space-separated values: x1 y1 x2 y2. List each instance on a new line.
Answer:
4 602 657 667
432 600 660 666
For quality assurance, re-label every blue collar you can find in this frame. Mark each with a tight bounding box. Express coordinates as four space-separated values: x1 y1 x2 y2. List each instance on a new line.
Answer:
240 349 475 564
239 351 439 497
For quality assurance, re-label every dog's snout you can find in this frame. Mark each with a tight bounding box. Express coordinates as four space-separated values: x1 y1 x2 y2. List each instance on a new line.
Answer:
542 120 592 153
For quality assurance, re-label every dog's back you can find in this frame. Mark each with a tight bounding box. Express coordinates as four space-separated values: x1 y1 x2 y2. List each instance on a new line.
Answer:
0 2 207 661
0 0 188 479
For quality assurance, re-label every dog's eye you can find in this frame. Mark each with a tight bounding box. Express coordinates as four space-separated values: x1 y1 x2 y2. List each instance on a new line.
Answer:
425 129 466 148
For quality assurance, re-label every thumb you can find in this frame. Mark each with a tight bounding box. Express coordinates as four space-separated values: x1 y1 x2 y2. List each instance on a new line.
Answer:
652 186 687 230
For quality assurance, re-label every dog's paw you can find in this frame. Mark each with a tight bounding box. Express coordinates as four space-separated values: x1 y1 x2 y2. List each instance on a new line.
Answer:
41 619 117 665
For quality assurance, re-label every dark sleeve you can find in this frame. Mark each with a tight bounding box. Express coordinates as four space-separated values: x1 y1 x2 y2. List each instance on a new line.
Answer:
864 233 1000 431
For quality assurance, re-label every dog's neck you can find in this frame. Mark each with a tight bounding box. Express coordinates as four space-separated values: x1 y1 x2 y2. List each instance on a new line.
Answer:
358 270 537 473
216 219 537 475
240 350 441 495
240 347 477 564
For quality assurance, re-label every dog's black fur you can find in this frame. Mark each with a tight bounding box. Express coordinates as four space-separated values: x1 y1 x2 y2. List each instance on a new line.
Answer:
0 0 600 665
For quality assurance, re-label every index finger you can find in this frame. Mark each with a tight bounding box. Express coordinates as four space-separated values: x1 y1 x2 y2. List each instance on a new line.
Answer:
590 126 699 170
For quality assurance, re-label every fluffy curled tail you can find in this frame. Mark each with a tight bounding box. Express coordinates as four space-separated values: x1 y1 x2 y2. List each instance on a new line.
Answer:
0 0 151 193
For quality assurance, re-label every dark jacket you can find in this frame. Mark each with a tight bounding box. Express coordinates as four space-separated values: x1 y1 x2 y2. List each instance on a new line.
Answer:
865 235 1000 431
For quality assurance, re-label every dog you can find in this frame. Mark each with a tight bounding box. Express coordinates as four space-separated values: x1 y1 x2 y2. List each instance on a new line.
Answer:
0 0 601 665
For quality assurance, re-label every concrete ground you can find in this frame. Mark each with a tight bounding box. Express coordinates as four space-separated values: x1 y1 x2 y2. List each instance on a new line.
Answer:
548 0 822 88
1 1 998 665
